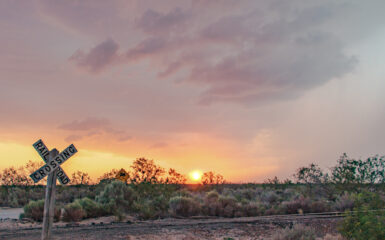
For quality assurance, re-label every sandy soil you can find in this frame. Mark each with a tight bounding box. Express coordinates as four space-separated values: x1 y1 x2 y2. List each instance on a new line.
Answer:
0 214 342 240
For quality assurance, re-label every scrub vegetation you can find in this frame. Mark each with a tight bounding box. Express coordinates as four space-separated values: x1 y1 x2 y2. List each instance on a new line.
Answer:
1 154 385 239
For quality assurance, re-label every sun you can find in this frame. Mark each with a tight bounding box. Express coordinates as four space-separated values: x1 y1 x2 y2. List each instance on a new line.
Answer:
190 170 202 182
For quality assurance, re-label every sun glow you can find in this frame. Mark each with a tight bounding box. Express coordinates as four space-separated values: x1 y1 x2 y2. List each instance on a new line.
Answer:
190 170 202 182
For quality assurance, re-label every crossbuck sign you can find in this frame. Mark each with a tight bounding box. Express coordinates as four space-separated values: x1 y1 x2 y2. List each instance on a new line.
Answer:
30 139 78 240
30 139 77 184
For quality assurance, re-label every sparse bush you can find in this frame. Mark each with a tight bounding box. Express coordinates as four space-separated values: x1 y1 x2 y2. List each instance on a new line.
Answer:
280 197 311 214
218 196 238 217
338 192 385 240
334 192 354 211
271 224 317 240
74 197 107 218
309 200 330 213
261 191 279 204
242 202 260 216
96 180 135 218
202 190 220 216
23 199 61 222
62 202 85 222
169 196 200 217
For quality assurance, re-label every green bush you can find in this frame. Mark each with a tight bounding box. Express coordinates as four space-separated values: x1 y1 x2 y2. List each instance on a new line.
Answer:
169 196 200 217
23 199 61 222
62 202 85 222
96 180 136 218
74 197 107 218
339 192 385 240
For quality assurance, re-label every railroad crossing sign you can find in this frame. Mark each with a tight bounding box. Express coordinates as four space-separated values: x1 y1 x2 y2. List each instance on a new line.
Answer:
31 139 71 185
29 139 78 240
30 139 77 184
115 168 129 182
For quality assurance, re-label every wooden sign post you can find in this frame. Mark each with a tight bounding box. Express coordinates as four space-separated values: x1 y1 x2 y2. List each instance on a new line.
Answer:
30 139 78 240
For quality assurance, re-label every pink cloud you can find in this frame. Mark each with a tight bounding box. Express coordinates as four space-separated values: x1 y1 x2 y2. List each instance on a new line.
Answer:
69 39 119 73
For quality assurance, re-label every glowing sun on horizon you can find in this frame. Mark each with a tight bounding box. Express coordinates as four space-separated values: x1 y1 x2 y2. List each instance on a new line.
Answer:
190 170 202 182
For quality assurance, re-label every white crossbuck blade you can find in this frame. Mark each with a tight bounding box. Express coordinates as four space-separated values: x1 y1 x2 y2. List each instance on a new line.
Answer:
31 139 72 185
30 140 77 183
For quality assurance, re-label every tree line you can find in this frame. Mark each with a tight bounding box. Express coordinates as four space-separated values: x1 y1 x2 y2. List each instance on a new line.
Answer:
1 153 384 186
0 157 225 186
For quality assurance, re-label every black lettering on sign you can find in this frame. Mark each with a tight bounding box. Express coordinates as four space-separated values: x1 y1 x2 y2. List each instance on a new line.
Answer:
38 146 46 154
69 145 76 154
39 169 46 177
43 152 49 162
44 165 51 173
55 156 62 164
31 172 41 182
33 172 41 180
63 149 71 158
57 169 64 177
34 140 43 149
49 160 57 169
62 177 69 184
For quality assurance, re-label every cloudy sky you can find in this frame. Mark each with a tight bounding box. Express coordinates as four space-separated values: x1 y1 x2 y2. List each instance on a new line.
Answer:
1 0 385 182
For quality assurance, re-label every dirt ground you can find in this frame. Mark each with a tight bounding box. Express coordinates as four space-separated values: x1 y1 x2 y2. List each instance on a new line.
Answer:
0 214 342 240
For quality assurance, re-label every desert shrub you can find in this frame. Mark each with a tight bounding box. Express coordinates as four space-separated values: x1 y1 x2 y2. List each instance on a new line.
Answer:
169 196 200 217
242 202 260 217
132 199 162 220
74 197 107 218
62 202 85 222
309 200 330 213
271 224 317 240
23 199 61 222
137 194 170 219
171 189 193 198
280 196 312 214
202 190 221 216
338 192 385 240
206 190 220 202
96 180 136 218
333 192 355 211
261 191 279 204
218 196 238 217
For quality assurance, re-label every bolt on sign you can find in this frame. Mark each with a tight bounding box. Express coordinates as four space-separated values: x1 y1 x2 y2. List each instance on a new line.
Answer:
30 139 77 184
115 168 129 182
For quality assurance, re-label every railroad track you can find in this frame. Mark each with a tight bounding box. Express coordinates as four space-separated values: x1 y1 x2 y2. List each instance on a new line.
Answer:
0 212 348 240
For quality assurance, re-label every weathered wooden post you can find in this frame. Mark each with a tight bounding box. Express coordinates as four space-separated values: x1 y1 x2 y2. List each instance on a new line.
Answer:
29 139 78 240
42 149 58 240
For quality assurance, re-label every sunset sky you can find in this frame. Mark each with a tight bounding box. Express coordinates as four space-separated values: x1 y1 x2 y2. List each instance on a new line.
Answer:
1 0 385 182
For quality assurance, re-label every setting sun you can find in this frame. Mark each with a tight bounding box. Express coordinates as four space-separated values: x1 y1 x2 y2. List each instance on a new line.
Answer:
190 170 202 182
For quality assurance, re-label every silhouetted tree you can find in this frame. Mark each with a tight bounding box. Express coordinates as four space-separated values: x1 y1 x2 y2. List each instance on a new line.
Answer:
166 168 187 184
98 169 120 183
71 171 92 185
130 158 165 184
295 163 326 184
201 171 225 185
